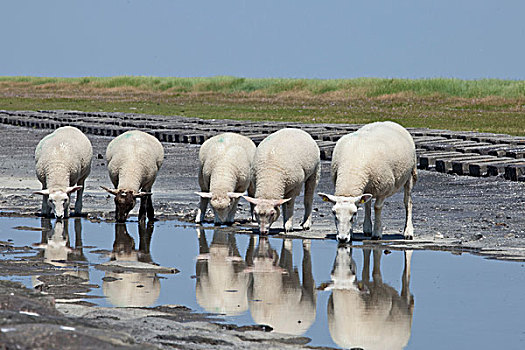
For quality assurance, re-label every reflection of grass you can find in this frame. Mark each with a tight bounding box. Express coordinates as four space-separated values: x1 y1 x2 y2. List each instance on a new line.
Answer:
0 77 524 135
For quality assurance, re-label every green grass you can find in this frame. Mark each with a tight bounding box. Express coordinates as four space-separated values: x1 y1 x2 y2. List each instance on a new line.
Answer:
0 76 524 136
3 76 525 98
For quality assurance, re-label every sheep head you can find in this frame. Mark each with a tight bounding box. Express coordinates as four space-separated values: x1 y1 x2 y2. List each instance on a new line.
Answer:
101 186 151 222
318 193 372 243
242 196 290 234
34 186 82 219
196 191 244 223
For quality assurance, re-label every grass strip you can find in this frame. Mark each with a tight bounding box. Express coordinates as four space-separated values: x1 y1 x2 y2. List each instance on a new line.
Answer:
0 76 524 135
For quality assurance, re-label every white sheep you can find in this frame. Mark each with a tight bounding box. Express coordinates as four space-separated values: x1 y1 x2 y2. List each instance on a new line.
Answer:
195 132 256 225
243 128 320 233
101 130 164 223
319 121 417 242
34 126 93 219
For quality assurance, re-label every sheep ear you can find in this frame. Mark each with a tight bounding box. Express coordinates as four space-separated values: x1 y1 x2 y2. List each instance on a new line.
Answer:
101 186 118 196
34 189 50 196
273 198 290 206
195 192 213 199
318 192 337 203
227 192 244 199
242 195 260 205
317 282 334 291
134 192 152 198
66 186 83 194
357 194 373 205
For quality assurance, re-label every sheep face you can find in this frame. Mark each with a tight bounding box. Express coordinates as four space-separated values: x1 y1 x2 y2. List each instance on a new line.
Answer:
196 192 244 224
211 197 231 222
242 197 290 234
318 193 372 243
101 186 151 223
114 191 137 223
48 191 70 219
34 186 82 219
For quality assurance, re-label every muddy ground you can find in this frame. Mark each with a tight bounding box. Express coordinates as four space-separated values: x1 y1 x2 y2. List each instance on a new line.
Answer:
0 121 524 349
1 122 524 259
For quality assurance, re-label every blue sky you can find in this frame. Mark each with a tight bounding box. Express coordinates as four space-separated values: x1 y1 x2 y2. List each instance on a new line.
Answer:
1 0 524 79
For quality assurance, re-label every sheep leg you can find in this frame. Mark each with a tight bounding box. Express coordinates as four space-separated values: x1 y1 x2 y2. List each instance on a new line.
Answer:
282 197 296 232
138 197 147 223
40 182 51 217
302 239 315 302
196 168 209 224
248 181 256 221
362 248 371 282
41 195 51 217
226 198 240 225
245 235 256 266
371 197 385 240
401 250 413 304
372 248 383 284
195 197 209 224
73 179 85 216
301 172 318 230
363 200 373 236
146 195 155 221
403 176 415 240
280 239 294 273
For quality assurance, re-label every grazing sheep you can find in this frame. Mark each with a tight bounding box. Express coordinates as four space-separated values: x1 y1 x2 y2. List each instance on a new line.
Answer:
101 130 164 223
324 247 414 350
243 128 320 234
34 126 93 219
318 121 417 242
195 133 256 225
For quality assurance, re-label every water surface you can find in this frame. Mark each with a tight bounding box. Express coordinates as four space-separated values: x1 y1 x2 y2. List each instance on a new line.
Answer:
0 217 523 349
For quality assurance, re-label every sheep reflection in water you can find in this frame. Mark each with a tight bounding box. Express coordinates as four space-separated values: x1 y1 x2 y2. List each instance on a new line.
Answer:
247 237 316 335
102 222 160 307
33 218 89 287
195 227 251 316
323 246 414 350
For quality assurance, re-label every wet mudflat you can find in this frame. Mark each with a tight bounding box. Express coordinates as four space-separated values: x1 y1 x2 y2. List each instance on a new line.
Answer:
1 217 524 349
0 118 524 348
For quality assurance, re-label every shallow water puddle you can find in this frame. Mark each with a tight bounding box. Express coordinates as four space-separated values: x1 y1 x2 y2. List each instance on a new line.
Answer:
0 217 524 349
